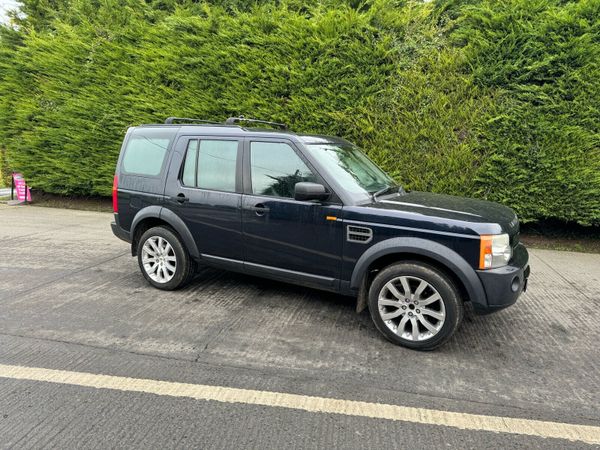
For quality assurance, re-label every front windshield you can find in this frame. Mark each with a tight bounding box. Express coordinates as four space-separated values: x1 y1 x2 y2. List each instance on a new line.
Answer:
303 142 397 199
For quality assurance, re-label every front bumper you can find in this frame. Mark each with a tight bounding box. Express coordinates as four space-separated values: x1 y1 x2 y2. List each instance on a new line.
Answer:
473 243 530 314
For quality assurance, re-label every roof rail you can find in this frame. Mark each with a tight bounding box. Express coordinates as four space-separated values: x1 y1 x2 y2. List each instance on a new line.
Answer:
225 116 288 130
164 117 221 125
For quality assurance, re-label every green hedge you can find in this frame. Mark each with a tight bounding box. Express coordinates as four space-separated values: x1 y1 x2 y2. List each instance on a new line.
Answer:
0 0 598 224
455 0 600 224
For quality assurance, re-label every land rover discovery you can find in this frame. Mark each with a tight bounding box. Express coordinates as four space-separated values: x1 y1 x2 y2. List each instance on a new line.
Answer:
111 116 530 350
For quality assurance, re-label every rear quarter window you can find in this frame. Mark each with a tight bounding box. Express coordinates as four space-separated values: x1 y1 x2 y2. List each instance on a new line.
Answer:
121 128 177 176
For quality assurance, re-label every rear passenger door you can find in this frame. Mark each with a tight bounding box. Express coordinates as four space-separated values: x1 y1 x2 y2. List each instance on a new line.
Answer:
164 136 243 261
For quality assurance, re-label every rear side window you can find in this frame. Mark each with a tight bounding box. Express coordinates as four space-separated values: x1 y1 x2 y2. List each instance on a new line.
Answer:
181 139 239 192
182 140 198 186
121 128 176 176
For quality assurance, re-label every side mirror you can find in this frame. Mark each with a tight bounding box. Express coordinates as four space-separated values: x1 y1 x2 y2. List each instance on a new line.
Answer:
294 182 330 202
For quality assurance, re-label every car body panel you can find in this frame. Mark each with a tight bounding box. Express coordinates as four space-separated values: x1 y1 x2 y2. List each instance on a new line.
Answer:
239 135 344 283
241 195 344 282
162 135 244 261
348 236 487 308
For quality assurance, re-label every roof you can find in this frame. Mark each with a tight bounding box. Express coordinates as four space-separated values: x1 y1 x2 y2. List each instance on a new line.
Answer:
297 134 350 145
133 123 348 144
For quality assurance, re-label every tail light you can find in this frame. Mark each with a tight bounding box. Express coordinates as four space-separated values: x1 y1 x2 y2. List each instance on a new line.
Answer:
112 174 118 213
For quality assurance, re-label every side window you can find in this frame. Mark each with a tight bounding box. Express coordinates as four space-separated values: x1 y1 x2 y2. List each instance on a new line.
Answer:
250 142 317 198
197 140 238 192
181 139 238 192
182 140 198 187
122 128 175 176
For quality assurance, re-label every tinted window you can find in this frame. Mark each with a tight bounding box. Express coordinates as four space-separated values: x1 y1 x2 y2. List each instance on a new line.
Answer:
182 140 198 187
250 142 316 198
122 128 175 176
181 139 238 192
198 140 238 192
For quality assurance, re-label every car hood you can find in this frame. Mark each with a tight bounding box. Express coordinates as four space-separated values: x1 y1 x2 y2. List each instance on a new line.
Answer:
365 191 519 236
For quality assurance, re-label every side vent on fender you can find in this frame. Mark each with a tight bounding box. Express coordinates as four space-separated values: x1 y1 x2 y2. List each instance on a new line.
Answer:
347 225 373 244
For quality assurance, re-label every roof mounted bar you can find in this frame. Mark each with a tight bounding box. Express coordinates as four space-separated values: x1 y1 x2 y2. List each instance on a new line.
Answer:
164 117 221 125
225 116 288 130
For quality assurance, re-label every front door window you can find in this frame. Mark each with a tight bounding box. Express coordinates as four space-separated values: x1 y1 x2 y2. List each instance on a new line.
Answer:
250 142 316 198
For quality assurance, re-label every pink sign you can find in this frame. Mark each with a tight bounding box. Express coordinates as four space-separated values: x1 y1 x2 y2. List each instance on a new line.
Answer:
12 173 31 202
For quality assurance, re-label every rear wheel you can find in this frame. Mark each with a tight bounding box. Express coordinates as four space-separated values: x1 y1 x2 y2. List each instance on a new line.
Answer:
137 226 196 290
368 262 463 350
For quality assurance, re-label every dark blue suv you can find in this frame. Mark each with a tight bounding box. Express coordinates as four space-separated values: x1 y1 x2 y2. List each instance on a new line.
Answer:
111 117 530 350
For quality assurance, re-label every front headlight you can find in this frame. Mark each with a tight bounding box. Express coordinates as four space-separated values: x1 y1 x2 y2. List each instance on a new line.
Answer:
479 233 512 269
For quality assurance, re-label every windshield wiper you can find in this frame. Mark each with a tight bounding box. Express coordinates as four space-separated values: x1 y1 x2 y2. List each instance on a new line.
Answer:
372 185 397 202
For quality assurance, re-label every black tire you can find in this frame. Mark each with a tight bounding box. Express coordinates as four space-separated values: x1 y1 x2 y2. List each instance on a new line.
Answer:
137 226 196 290
368 261 463 350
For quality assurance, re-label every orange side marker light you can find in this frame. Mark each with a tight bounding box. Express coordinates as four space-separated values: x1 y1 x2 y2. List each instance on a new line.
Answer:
479 235 493 269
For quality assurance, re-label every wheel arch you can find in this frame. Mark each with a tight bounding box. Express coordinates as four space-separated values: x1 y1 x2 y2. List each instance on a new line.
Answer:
351 237 486 312
130 206 199 259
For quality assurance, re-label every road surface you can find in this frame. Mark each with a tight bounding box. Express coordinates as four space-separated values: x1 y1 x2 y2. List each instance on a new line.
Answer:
0 205 599 448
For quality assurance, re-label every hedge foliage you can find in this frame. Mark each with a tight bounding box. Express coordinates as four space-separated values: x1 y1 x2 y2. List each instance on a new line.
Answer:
0 0 598 224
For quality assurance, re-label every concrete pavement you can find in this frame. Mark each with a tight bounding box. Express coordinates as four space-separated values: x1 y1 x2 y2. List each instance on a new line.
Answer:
0 205 599 448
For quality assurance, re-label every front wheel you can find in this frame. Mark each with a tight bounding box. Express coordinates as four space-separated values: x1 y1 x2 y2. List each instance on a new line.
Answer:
368 262 463 350
137 226 196 290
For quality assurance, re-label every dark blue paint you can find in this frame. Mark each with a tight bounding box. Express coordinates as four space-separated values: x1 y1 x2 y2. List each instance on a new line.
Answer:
241 195 343 282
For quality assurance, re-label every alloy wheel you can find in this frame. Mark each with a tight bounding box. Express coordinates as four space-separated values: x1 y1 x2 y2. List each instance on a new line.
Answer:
141 236 177 283
377 275 446 341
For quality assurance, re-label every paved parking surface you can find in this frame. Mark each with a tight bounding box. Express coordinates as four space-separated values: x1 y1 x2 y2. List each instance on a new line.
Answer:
0 205 599 448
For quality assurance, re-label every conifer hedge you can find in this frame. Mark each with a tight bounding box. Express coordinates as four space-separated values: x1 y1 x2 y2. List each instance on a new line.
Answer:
0 0 598 224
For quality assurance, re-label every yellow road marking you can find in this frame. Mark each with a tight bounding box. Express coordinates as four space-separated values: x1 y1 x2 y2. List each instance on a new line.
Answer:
0 363 598 445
